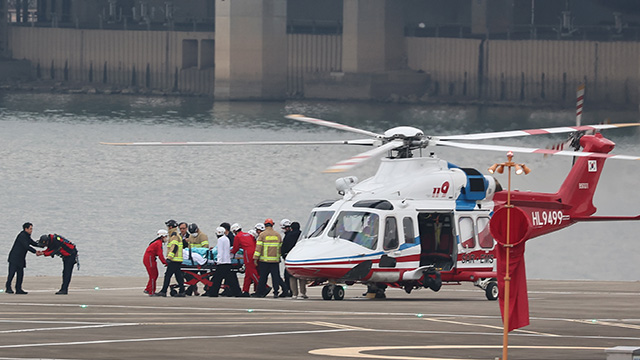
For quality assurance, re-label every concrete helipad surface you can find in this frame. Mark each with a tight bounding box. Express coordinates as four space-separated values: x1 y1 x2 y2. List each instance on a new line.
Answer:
0 276 638 360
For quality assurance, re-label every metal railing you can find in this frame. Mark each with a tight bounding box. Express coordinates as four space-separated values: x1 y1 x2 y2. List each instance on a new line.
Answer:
405 23 640 42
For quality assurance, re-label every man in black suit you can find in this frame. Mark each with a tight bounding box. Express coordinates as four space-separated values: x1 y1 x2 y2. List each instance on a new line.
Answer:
6 222 39 294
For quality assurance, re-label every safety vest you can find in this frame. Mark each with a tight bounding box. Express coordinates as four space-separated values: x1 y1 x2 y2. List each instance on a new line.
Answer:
44 234 77 258
166 231 183 262
189 232 209 248
253 228 281 263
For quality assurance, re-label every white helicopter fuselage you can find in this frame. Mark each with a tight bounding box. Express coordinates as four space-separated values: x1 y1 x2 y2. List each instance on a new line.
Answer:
285 155 501 288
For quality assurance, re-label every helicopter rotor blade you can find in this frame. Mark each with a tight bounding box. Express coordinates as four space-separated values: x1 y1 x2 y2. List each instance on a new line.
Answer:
101 139 378 146
437 123 640 141
436 140 640 161
324 139 404 173
285 114 383 138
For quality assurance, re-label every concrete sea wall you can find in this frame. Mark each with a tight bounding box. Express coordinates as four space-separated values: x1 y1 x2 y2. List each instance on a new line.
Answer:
8 27 214 95
407 37 640 107
6 26 640 107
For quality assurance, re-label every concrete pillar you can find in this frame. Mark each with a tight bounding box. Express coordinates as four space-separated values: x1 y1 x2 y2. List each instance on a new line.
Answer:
471 0 514 36
342 0 404 73
0 0 6 58
214 0 287 100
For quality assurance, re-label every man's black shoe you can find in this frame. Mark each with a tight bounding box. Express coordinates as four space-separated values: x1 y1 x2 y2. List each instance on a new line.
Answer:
15 290 28 295
5 288 14 294
55 290 68 295
153 292 167 297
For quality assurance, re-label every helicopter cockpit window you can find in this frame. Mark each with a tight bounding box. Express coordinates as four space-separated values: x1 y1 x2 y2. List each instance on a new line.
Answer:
328 211 379 250
302 210 335 239
316 200 338 208
477 217 494 248
353 200 394 210
383 217 399 250
458 217 475 248
403 217 415 244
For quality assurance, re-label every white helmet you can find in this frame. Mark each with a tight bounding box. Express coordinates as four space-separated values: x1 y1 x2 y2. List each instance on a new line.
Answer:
248 229 258 238
254 223 265 231
280 219 292 228
230 223 241 232
215 227 226 236
157 229 168 237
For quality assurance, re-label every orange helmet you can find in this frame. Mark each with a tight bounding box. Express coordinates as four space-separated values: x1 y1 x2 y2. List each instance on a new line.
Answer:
264 218 275 226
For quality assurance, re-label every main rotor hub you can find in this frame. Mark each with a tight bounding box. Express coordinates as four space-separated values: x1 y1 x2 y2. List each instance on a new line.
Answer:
384 126 424 140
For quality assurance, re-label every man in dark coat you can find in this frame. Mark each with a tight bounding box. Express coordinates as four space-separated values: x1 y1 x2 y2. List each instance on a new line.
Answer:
5 222 38 294
282 221 305 298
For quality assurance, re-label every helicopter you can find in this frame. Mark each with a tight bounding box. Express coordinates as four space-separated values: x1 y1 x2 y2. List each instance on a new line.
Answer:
102 114 640 301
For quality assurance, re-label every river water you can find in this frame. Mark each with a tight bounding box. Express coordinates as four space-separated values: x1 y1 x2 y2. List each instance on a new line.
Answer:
1 92 639 282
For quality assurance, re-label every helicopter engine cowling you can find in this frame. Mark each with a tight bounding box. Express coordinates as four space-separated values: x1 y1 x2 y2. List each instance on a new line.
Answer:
484 175 501 201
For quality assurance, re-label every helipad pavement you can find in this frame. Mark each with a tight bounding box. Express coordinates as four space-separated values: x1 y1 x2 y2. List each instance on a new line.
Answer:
0 276 638 360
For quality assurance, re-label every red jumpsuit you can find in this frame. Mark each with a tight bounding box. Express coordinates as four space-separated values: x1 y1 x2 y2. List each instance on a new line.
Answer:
143 238 166 295
231 231 258 293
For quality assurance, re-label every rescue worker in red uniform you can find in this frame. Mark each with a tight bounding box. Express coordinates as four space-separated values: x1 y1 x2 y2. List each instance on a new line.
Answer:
36 234 79 295
143 229 168 295
230 223 258 297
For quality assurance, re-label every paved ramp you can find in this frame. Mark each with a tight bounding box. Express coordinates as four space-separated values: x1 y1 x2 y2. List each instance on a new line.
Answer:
0 276 638 360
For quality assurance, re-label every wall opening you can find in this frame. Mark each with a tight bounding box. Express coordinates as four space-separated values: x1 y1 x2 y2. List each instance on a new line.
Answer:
182 39 198 69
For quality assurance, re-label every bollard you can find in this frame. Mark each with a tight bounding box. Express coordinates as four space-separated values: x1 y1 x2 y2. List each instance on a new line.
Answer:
605 346 640 360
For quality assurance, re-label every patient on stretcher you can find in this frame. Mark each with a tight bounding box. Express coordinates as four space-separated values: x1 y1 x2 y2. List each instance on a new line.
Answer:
182 247 243 266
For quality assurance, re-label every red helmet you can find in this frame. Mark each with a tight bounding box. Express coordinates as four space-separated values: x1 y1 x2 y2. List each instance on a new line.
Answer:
264 218 275 226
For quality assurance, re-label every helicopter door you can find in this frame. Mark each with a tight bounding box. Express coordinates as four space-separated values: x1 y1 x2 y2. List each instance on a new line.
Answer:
379 216 400 268
417 212 454 270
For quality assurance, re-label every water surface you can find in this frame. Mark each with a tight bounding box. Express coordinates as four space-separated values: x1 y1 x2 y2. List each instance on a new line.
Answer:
1 93 638 282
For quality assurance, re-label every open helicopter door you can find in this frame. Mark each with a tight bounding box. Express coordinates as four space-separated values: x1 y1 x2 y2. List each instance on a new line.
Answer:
417 212 456 271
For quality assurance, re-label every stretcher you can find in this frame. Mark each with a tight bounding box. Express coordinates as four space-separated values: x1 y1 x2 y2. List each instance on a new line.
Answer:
169 247 244 296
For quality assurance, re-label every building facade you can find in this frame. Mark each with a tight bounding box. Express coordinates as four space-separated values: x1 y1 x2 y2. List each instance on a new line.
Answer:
3 0 640 106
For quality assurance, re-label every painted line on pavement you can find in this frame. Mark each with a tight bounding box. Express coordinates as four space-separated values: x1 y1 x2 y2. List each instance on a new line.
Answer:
0 323 137 334
420 317 559 337
0 328 353 349
309 345 607 360
309 321 371 331
0 319 113 325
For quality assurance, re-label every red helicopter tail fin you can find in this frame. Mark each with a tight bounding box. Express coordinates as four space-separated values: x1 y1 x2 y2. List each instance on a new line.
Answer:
556 133 615 218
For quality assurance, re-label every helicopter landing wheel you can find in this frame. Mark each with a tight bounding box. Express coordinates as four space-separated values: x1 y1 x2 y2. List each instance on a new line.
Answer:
485 281 498 301
321 285 334 300
404 284 413 294
333 286 345 300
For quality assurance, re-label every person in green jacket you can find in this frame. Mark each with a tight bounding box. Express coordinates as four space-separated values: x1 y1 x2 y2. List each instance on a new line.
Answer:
154 219 186 297
253 219 283 298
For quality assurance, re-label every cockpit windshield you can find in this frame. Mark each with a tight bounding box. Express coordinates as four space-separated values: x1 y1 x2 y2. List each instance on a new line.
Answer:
302 210 335 239
328 211 379 250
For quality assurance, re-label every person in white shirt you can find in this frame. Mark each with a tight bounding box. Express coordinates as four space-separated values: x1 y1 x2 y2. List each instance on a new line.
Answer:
205 227 231 297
